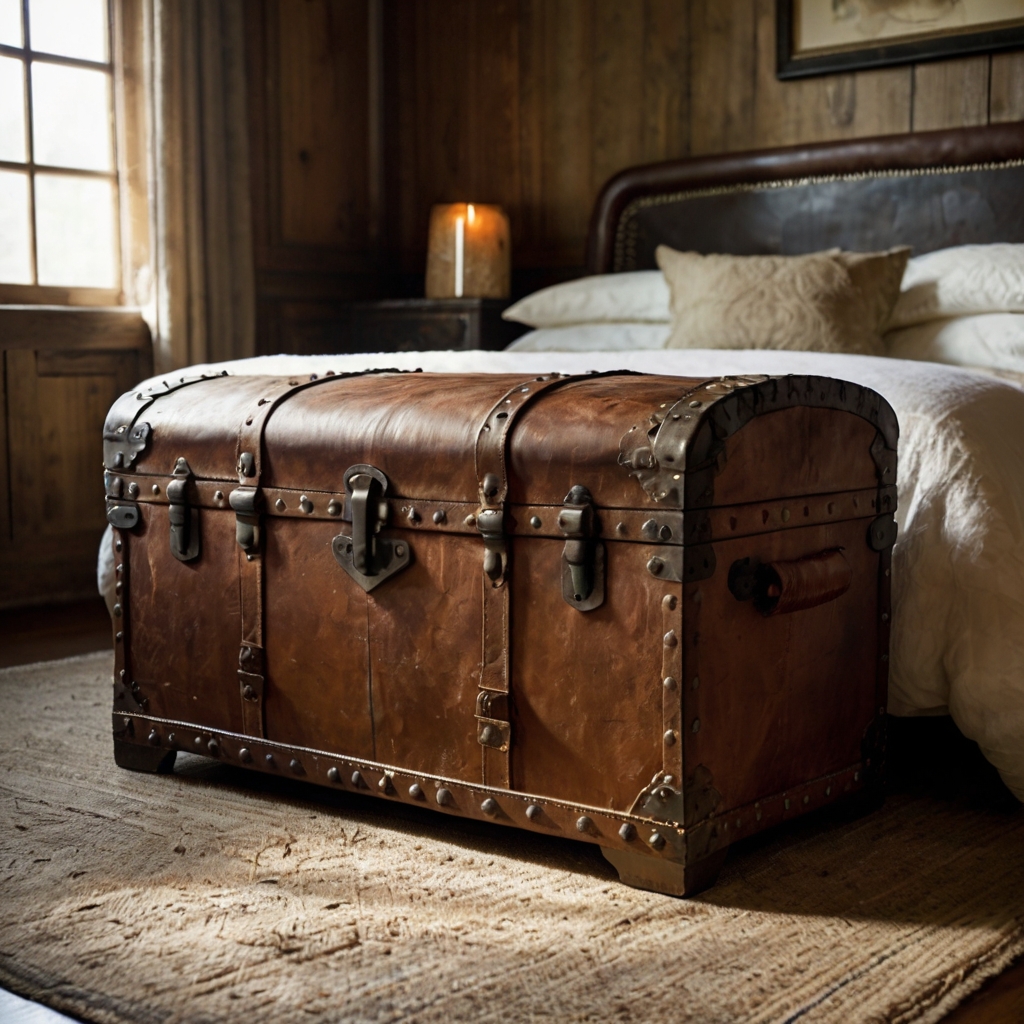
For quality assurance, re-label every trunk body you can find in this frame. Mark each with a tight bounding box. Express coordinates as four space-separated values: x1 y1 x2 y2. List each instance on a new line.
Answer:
104 370 896 896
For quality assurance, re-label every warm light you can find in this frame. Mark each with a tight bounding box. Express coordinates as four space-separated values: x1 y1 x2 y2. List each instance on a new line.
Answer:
425 203 510 299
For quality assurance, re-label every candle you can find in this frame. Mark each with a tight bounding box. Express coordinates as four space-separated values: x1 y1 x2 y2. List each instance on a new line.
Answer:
426 203 511 299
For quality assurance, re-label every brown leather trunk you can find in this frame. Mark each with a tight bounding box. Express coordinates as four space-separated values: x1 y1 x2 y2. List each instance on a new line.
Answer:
104 370 896 896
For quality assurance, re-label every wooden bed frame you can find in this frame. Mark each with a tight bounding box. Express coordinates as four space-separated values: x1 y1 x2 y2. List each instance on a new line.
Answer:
586 122 1024 275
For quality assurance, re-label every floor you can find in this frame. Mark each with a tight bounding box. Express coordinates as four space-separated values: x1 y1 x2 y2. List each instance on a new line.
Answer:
0 601 1021 1024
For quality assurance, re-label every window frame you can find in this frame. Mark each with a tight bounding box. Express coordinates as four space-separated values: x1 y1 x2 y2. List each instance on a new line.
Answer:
0 0 147 307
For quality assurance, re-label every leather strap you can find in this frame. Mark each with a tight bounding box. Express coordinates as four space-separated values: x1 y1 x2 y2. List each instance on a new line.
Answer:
231 369 403 737
473 370 643 787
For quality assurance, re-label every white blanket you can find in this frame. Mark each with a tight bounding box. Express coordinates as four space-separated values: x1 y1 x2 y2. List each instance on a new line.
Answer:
103 349 1024 801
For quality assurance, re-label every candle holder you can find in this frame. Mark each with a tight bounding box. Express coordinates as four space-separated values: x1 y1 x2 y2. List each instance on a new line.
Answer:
426 203 511 299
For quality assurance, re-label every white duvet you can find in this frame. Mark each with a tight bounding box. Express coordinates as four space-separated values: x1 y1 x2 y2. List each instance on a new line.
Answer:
103 349 1024 801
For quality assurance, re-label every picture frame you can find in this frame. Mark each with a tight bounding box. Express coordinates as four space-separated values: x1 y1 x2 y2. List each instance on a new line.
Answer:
777 0 1024 80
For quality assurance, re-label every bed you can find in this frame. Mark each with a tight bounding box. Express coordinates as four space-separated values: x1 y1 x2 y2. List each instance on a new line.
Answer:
101 122 1024 800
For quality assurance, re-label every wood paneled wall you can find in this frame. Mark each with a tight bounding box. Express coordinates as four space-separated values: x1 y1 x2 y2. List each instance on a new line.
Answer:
245 0 1024 354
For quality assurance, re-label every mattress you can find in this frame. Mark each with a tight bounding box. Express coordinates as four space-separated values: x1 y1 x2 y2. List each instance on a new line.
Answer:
100 349 1024 801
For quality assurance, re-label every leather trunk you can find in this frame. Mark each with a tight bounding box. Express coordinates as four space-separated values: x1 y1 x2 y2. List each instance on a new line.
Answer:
104 370 897 896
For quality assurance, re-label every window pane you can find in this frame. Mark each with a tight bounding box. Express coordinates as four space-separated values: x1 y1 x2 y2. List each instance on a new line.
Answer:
0 169 33 283
35 173 118 288
29 0 107 62
0 0 21 47
32 62 112 171
0 56 26 161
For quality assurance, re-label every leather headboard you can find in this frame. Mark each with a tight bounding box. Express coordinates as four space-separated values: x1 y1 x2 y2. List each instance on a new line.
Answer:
586 123 1024 274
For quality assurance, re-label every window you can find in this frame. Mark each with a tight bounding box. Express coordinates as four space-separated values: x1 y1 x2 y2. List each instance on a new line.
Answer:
0 0 121 300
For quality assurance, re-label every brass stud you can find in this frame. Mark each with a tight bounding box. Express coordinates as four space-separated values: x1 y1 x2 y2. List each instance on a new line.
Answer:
649 831 666 850
525 803 542 820
408 783 423 799
239 747 252 763
619 822 636 841
436 787 452 806
663 630 678 648
664 730 677 747
662 594 677 611
576 815 594 834
327 766 340 783
663 676 677 691
481 797 498 816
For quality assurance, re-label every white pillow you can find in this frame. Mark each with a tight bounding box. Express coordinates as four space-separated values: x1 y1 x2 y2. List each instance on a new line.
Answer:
506 323 671 352
885 313 1024 373
889 244 1024 328
502 271 670 328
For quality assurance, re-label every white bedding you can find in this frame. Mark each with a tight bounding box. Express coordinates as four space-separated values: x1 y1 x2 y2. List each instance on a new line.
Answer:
103 349 1024 801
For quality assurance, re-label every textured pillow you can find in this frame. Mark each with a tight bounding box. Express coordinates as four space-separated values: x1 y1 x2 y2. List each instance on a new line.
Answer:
502 271 670 327
657 245 910 356
886 313 1024 373
506 323 671 352
889 244 1024 329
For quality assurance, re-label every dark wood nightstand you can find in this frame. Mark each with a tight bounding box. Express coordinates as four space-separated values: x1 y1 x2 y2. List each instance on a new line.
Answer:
335 298 528 353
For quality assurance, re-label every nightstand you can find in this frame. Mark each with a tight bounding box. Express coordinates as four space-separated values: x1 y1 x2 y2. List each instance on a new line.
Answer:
336 298 528 353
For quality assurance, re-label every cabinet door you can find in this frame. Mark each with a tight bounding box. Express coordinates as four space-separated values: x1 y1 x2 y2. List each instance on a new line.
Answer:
1 347 140 607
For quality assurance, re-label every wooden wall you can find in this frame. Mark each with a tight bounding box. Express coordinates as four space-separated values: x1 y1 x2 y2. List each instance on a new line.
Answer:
245 0 1024 354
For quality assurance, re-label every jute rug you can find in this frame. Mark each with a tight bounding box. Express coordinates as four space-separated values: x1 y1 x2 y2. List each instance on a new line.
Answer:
2 654 1023 1024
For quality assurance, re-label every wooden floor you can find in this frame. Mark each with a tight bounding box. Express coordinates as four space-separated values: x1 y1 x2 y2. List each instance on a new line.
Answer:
0 601 1021 1023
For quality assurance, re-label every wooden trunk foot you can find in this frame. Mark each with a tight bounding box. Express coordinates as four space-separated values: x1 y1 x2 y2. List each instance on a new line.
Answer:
114 738 177 774
601 845 728 897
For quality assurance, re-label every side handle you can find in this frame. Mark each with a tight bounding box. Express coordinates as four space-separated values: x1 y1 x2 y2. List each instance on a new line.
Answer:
728 549 852 616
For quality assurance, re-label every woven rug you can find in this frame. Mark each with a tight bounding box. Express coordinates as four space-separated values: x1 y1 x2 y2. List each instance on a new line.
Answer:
1 654 1023 1024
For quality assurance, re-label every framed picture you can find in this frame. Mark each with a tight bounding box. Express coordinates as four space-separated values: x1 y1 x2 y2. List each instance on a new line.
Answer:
777 0 1024 79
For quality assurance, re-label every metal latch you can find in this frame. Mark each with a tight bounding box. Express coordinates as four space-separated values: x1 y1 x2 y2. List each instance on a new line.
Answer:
166 457 200 562
229 486 260 553
476 508 506 583
332 464 411 592
557 485 605 611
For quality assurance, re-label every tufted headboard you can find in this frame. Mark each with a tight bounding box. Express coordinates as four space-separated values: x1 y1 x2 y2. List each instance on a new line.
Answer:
585 123 1024 275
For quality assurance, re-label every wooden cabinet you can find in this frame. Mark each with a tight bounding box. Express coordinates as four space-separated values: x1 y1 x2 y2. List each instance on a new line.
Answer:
0 308 152 609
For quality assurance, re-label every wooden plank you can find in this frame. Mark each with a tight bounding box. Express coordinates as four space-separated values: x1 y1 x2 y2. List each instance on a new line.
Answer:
641 0 690 164
990 51 1024 123
751 0 911 149
0 307 150 352
277 0 370 248
689 0 757 155
912 56 990 132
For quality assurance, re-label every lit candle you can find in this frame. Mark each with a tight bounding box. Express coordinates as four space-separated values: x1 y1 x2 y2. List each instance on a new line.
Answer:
454 214 465 298
426 203 511 299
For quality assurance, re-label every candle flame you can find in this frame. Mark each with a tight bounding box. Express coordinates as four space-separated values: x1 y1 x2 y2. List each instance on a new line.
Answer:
467 203 476 225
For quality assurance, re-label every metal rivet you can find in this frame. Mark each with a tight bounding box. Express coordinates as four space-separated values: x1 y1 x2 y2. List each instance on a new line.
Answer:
113 603 122 617
663 631 677 648
378 774 392 792
825 786 831 797
784 798 790 810
214 490 224 501
151 484 160 495
395 544 405 557
407 507 419 522
692 676 700 690
327 500 341 516
351 770 365 788
242 684 256 701
659 525 672 540
408 783 423 799
664 730 676 747
208 739 219 755
464 514 477 527
616 522 626 534
289 758 303 774
115 539 122 552
803 794 809 805
299 496 313 514
649 831 666 850
432 509 446 524
115 581 122 594
854 771 860 782
481 797 498 816
663 676 677 691
480 724 497 745
127 482 139 498
327 766 340 783
525 804 542 820
148 729 160 745
530 516 541 529
275 499 286 511
691 718 700 733
688 400 702 408
436 787 452 806
662 594 677 611
482 473 500 498
618 822 636 841
647 557 664 575
265 753 275 767
165 732 176 747
881 612 889 622
781 508 790 522
239 747 252 763
194 736 203 748
576 815 594 834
